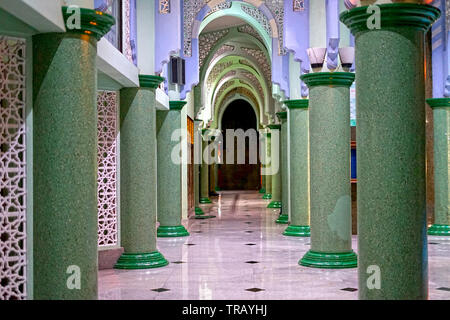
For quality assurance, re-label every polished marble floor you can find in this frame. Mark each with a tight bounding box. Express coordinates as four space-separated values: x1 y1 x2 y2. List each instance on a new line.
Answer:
99 191 450 300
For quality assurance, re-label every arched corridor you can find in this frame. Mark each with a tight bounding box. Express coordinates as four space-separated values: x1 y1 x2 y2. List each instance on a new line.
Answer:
1 0 450 303
219 99 260 190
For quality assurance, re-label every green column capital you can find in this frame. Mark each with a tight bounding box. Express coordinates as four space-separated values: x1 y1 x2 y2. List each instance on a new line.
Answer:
340 3 440 35
61 6 115 40
139 75 164 88
427 97 450 109
301 72 355 88
268 124 281 130
284 99 309 109
276 111 287 122
169 100 187 110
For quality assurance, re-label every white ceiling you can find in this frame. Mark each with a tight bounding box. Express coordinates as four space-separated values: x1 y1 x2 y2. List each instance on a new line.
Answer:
202 16 247 33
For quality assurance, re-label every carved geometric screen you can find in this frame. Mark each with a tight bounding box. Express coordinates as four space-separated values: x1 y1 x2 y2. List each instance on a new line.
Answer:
159 0 170 14
0 36 27 300
97 91 118 247
293 0 305 12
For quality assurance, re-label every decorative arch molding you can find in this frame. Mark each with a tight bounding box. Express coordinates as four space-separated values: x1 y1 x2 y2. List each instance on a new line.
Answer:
184 0 281 58
213 80 264 127
201 30 271 83
181 0 288 100
199 56 269 122
212 70 264 116
199 24 270 70
208 58 268 109
203 49 271 108
217 94 261 130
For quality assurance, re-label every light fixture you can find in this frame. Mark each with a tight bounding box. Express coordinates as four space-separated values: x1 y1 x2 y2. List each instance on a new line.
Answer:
338 47 355 72
307 48 327 72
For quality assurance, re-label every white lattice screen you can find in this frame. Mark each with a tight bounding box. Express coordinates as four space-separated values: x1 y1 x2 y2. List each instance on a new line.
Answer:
0 36 27 300
97 91 119 247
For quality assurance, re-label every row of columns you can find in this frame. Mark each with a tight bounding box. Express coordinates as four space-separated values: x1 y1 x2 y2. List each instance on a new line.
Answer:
32 6 195 299
258 3 442 300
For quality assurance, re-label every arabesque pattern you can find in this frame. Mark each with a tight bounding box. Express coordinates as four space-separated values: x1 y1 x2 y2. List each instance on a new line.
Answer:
97 91 119 247
0 36 27 300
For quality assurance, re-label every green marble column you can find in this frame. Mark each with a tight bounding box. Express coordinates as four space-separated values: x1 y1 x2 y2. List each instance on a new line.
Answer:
263 131 272 199
268 125 282 211
33 8 114 299
115 75 168 269
283 100 310 237
194 120 204 215
259 165 266 194
341 3 440 299
156 101 190 237
200 129 212 204
213 165 220 191
428 98 450 235
299 72 356 269
273 118 288 224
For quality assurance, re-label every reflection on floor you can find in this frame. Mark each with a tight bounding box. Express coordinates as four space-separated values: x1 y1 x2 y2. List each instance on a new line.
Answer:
98 191 450 300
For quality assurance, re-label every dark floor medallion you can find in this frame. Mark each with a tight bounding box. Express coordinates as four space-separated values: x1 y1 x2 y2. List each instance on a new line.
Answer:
437 287 450 292
152 288 170 292
246 288 265 292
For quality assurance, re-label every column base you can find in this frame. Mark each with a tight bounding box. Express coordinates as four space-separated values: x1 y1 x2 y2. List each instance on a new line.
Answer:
268 201 282 209
283 225 310 237
157 225 190 237
114 251 169 269
215 186 221 191
193 215 217 220
200 197 212 204
262 193 272 199
259 187 266 194
428 224 450 236
195 207 205 216
276 213 289 224
299 250 357 269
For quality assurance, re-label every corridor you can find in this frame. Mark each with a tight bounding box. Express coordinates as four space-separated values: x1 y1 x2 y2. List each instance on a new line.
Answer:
98 191 450 300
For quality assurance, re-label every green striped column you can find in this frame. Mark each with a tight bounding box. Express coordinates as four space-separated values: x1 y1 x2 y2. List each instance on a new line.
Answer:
341 3 440 299
33 8 114 299
200 129 212 204
268 124 282 213
115 75 168 269
299 72 356 269
259 167 266 194
263 131 272 199
275 117 289 224
156 101 190 237
283 100 310 237
194 120 204 215
427 98 450 236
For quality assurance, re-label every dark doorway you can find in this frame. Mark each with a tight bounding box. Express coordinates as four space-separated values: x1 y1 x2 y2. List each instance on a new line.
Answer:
219 99 260 190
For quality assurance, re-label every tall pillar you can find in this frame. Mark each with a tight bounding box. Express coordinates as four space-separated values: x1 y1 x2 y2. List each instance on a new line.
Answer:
156 101 190 237
274 118 289 224
194 120 204 215
299 72 356 269
427 98 450 235
259 167 266 193
263 131 272 199
32 8 114 299
283 100 310 237
341 3 440 298
214 164 220 191
200 129 212 204
115 75 168 269
268 125 282 210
